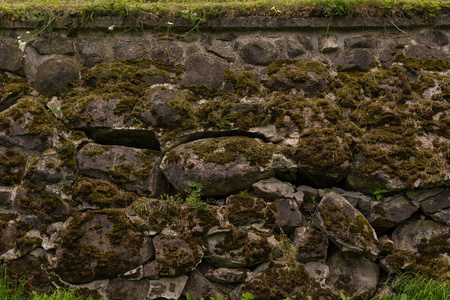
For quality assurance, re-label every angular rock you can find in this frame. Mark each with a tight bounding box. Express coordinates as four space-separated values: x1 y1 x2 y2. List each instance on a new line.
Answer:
0 187 14 207
182 270 224 299
391 220 449 253
274 198 305 233
34 56 79 96
319 35 339 53
0 216 17 255
205 267 252 284
405 45 450 61
76 143 165 196
30 153 63 184
55 210 154 283
150 44 184 64
296 185 319 212
326 251 379 299
293 226 328 262
139 87 190 128
205 230 276 268
206 41 236 63
148 276 188 300
367 195 419 234
180 54 227 89
160 136 296 197
344 36 377 49
432 208 450 225
336 49 376 71
239 40 279 65
252 177 295 200
417 30 449 46
312 192 380 260
108 279 149 300
152 235 203 277
330 187 364 207
419 188 450 214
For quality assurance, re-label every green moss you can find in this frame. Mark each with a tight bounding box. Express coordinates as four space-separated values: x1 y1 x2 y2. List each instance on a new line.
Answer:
318 203 380 254
413 74 436 95
107 162 135 183
155 238 202 276
16 235 42 254
225 194 276 227
395 54 450 73
185 136 277 167
58 139 76 168
15 181 66 228
372 204 387 217
134 150 158 179
243 261 336 299
335 274 356 296
72 177 136 208
81 145 113 157
234 71 259 97
0 151 26 186
0 72 29 101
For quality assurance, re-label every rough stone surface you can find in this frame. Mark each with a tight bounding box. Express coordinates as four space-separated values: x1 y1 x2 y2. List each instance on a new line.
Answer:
274 198 305 233
252 177 295 200
182 270 224 299
391 220 449 253
108 279 149 300
180 54 227 89
344 35 377 48
76 143 165 196
313 192 380 260
419 188 450 214
160 137 295 197
293 226 328 262
148 276 188 300
205 267 252 284
417 30 449 46
368 195 419 234
335 49 376 71
239 40 279 65
0 39 23 74
319 35 339 53
326 251 379 299
34 56 79 95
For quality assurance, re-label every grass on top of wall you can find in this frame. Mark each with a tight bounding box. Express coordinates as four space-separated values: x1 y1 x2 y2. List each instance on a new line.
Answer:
0 0 448 28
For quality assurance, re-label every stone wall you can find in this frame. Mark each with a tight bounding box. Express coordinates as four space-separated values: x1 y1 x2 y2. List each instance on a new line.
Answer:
0 17 449 299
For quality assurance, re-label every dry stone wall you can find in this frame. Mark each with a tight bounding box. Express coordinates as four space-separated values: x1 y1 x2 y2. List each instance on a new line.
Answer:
0 17 450 299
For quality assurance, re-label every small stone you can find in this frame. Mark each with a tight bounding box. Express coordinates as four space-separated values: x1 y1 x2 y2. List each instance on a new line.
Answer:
335 49 376 71
252 177 295 200
274 198 306 233
205 267 252 284
319 35 339 53
148 276 188 300
344 36 377 49
239 40 279 65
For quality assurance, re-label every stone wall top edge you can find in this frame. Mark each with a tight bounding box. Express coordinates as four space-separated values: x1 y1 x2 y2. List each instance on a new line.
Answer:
0 15 449 31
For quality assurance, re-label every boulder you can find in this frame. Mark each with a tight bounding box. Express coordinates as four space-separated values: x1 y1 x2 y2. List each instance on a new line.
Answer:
34 56 79 96
326 251 379 299
55 210 154 283
160 136 296 197
335 49 376 71
76 143 165 196
180 54 227 89
239 40 279 65
367 195 419 234
293 226 328 262
252 177 295 200
312 192 380 260
296 185 319 212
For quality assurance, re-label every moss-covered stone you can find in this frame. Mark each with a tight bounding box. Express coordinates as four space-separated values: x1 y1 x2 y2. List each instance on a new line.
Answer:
225 194 277 227
0 151 26 186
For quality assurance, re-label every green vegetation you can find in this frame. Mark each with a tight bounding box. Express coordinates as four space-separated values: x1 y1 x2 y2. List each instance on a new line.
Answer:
0 0 448 35
370 188 389 202
0 269 96 300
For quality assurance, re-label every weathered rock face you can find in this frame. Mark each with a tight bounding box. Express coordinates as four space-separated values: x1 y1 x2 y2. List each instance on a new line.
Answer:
55 210 154 283
160 136 295 197
0 22 449 300
313 192 380 260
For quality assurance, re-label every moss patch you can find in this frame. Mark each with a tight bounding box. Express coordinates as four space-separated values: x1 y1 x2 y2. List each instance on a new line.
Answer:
0 151 26 186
